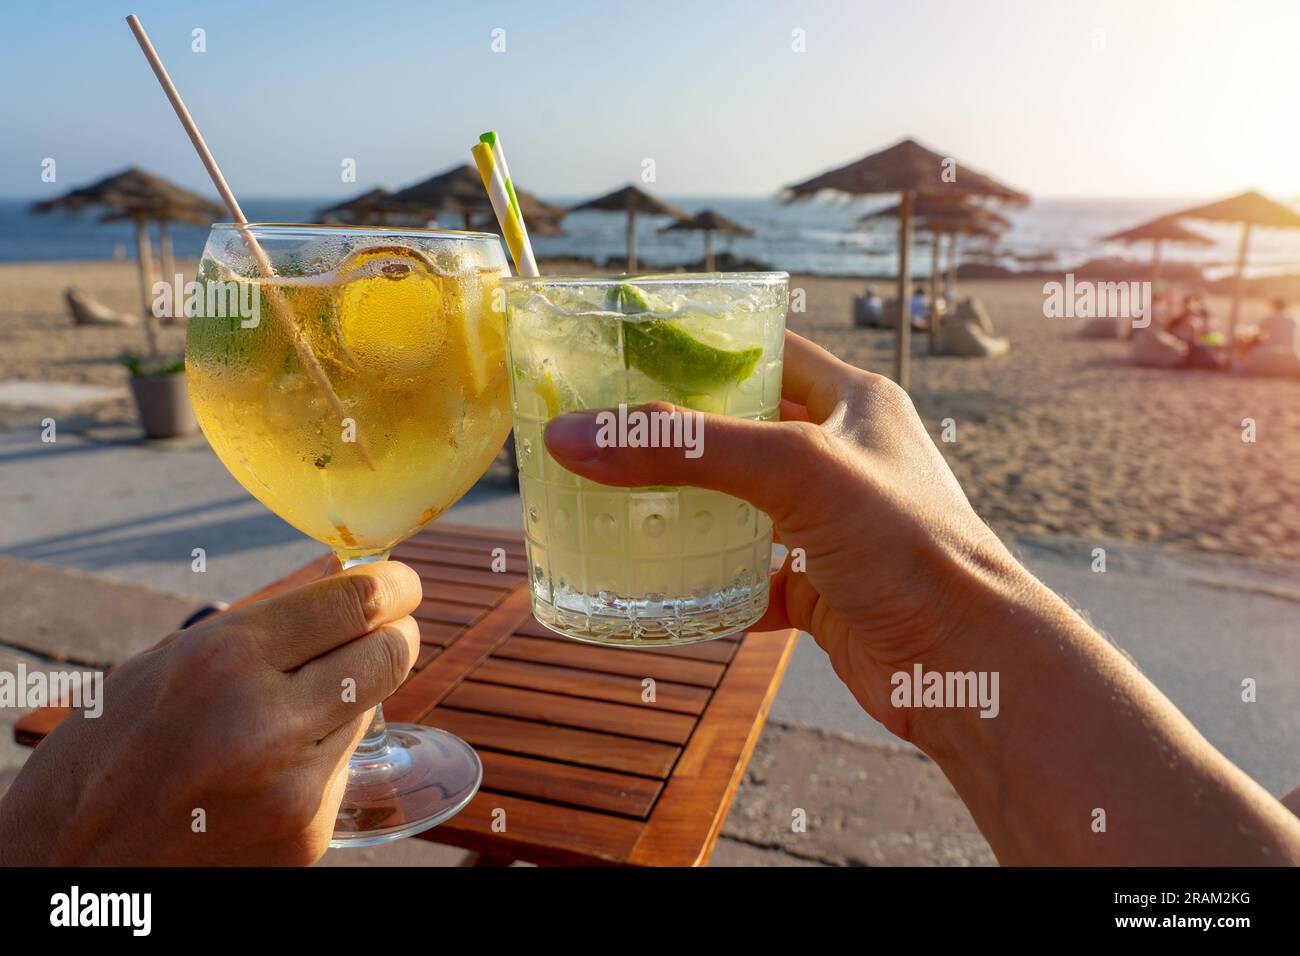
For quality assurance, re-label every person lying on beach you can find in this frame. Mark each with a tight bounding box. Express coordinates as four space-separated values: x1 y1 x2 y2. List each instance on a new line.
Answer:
2 331 1298 866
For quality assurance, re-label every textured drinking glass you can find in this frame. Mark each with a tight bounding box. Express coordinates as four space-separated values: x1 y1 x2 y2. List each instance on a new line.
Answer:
505 273 787 646
187 224 512 845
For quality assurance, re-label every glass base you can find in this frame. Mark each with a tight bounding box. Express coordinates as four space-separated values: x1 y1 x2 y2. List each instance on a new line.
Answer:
531 581 769 646
330 723 483 848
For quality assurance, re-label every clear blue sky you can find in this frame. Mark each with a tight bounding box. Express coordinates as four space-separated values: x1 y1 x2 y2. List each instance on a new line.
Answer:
3 0 1298 202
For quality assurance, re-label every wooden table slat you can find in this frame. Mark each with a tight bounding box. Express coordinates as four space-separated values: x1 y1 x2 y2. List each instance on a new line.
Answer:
445 680 698 745
429 708 680 779
427 791 642 866
418 580 514 608
470 657 712 715
494 635 727 689
13 706 72 747
406 562 528 591
416 619 467 646
414 600 487 627
479 750 662 819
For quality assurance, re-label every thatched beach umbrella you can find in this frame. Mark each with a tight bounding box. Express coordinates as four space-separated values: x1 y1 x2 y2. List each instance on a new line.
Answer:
1161 191 1300 341
661 209 755 271
786 138 1027 387
1100 215 1212 280
860 196 1012 352
380 164 564 230
317 187 393 225
570 185 689 272
33 167 222 356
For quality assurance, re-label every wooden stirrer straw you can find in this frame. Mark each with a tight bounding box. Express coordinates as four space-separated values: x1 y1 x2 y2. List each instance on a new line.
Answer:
125 14 375 470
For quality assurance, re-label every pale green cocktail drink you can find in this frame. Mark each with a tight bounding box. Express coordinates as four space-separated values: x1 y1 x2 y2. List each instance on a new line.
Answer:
504 273 788 646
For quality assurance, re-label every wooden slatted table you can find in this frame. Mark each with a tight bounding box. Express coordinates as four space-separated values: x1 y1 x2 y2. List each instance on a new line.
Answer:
14 521 798 867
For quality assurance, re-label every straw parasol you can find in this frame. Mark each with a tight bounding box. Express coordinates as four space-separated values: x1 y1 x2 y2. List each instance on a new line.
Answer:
570 184 689 272
379 164 564 230
1100 215 1212 280
661 208 755 271
1160 191 1300 341
786 138 1027 386
33 167 223 356
859 195 1012 351
317 187 393 225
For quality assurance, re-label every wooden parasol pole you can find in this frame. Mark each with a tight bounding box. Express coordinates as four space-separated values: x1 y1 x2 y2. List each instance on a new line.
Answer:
626 205 638 272
158 219 176 307
132 213 160 359
947 230 959 301
1228 222 1251 345
928 227 941 354
704 229 714 272
895 191 914 389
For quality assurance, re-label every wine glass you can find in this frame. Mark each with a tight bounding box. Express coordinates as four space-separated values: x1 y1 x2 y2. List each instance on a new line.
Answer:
186 223 512 845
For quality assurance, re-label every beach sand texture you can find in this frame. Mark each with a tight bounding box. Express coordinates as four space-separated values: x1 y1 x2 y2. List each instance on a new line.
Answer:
1 258 1297 561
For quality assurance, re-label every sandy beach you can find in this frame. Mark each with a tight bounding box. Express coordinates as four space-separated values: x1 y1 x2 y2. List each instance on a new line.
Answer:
2 258 1298 562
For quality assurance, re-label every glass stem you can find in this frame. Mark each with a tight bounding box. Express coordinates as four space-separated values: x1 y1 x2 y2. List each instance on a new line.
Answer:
338 551 396 760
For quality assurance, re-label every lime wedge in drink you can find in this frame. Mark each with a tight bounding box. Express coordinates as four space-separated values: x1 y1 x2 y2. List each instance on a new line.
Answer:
605 283 762 391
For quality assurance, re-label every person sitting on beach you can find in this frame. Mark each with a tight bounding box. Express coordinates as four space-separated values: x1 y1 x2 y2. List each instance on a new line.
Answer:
3 332 1298 866
1165 293 1207 344
862 284 884 325
910 284 929 330
1165 294 1225 370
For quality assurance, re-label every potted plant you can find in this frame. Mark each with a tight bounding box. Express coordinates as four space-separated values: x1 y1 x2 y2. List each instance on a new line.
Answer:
123 353 198 439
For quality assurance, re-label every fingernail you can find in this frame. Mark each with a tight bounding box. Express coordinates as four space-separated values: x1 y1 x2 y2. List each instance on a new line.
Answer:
544 413 601 464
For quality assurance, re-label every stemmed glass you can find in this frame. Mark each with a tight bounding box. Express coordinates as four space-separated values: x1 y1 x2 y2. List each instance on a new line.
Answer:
186 223 512 845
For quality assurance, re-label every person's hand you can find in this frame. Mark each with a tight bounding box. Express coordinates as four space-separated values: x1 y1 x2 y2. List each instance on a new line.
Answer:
548 331 1300 865
544 331 1038 741
0 561 422 866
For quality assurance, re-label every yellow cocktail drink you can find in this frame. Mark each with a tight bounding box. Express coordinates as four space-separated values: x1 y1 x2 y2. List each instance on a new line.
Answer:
188 231 511 561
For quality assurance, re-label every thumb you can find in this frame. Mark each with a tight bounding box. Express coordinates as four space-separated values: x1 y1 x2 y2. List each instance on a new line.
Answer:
543 401 824 526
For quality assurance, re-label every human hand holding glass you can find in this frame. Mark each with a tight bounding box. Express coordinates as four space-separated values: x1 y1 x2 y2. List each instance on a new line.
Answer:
187 224 512 845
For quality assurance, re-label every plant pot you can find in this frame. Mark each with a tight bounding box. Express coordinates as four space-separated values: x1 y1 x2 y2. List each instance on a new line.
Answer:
129 372 199 439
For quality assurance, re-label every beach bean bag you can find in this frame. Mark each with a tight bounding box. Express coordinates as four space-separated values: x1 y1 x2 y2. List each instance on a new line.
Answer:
1130 327 1187 369
852 295 884 328
950 298 995 335
876 297 904 329
1240 346 1300 378
1078 317 1122 339
64 287 137 327
937 315 1010 358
